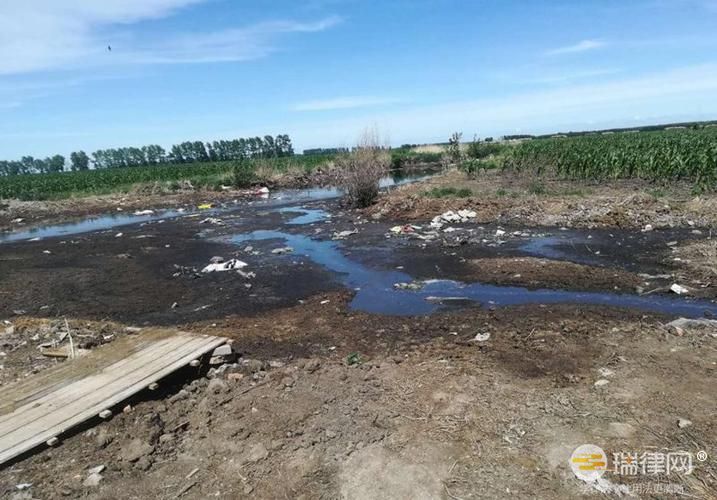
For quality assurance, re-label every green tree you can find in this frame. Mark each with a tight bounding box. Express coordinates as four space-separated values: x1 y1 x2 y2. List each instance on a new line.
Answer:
71 151 90 171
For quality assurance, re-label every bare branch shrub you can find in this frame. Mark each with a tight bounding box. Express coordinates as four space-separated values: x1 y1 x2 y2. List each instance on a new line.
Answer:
334 129 390 207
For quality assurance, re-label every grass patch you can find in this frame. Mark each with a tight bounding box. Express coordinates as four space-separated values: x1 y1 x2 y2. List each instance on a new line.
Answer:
425 186 473 198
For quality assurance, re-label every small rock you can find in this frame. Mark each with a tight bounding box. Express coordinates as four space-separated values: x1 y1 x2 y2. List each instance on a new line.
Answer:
88 465 106 475
245 443 269 463
281 376 295 388
325 429 337 439
227 372 244 382
159 433 175 445
594 379 610 387
120 439 154 463
304 359 321 373
95 429 113 449
83 473 103 487
168 389 189 404
678 418 692 429
243 485 254 495
206 378 229 394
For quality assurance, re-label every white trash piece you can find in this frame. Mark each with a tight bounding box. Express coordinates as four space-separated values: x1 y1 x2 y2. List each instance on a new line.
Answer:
669 283 689 295
472 332 491 342
201 259 248 273
134 209 154 216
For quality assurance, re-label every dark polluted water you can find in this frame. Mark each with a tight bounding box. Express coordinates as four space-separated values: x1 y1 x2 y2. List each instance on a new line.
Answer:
231 229 717 318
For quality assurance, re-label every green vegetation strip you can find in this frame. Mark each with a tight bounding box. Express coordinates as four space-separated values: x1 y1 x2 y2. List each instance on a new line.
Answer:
503 128 717 190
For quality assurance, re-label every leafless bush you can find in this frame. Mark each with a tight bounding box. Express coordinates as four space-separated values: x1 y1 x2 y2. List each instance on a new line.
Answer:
334 129 390 207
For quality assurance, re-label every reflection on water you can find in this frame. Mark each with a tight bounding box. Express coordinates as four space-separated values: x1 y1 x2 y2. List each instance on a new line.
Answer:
231 229 717 318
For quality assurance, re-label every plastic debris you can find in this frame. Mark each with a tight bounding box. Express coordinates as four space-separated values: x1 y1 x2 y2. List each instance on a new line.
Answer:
332 229 358 240
678 418 692 428
389 225 418 235
430 209 476 229
255 187 270 195
197 203 213 210
199 217 223 225
201 259 248 273
133 209 154 216
472 332 491 342
271 247 294 255
669 283 689 295
642 224 654 232
393 282 423 290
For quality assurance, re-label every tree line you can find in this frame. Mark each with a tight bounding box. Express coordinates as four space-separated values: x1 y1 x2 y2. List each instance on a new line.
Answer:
0 134 294 176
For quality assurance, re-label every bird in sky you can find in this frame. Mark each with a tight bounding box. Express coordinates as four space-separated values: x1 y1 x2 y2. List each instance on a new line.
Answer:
107 45 112 52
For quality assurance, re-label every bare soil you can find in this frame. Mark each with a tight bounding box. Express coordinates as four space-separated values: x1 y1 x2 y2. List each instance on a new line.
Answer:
1 170 717 499
369 168 717 229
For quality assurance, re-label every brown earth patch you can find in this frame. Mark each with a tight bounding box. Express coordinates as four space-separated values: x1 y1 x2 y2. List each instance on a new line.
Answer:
467 257 643 292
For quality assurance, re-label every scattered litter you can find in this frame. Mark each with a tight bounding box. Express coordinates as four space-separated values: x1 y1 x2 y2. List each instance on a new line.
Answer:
642 224 653 232
669 283 689 295
495 229 506 237
430 209 476 229
199 217 223 225
254 187 270 195
594 379 610 387
678 418 692 429
42 250 51 254
320 299 330 305
389 225 418 235
15 483 32 491
115 232 123 238
133 209 154 216
332 229 358 240
471 332 491 342
271 246 294 255
197 203 213 210
665 317 717 336
597 367 615 377
201 259 248 273
393 282 423 291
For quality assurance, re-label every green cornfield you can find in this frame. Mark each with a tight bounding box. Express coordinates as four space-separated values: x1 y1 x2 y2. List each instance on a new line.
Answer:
503 128 717 190
0 155 335 200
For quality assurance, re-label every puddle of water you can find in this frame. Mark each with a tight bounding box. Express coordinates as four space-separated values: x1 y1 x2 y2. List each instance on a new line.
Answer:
277 207 329 225
0 210 186 244
519 235 599 265
1 169 437 245
231 229 717 318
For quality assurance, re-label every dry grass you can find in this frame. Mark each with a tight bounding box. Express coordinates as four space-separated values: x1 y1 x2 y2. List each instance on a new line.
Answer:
333 129 390 208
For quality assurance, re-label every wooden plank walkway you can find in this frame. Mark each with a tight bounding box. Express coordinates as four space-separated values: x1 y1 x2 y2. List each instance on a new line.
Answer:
0 329 226 466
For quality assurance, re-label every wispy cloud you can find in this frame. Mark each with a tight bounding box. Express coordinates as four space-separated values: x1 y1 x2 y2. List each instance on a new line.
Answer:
0 2 341 74
132 16 342 64
275 64 717 149
545 39 607 56
292 96 399 112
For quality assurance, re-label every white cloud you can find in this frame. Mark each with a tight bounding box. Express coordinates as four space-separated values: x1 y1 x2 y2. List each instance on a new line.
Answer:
545 39 607 56
292 96 399 112
132 16 342 64
0 2 341 74
274 64 717 149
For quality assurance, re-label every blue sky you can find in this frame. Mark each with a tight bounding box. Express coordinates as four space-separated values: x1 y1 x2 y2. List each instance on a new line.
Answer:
1 0 717 158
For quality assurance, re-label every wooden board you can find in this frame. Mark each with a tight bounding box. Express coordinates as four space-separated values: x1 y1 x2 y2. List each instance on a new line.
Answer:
0 330 226 466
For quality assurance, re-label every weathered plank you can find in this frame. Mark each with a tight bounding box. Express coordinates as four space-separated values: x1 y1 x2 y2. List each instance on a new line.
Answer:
0 330 226 466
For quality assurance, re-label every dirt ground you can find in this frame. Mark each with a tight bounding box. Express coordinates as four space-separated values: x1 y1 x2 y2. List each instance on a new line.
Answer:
1 170 717 499
369 168 717 230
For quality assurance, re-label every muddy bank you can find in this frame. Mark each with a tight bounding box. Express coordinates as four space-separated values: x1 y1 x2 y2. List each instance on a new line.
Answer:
1 297 715 499
369 168 717 229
